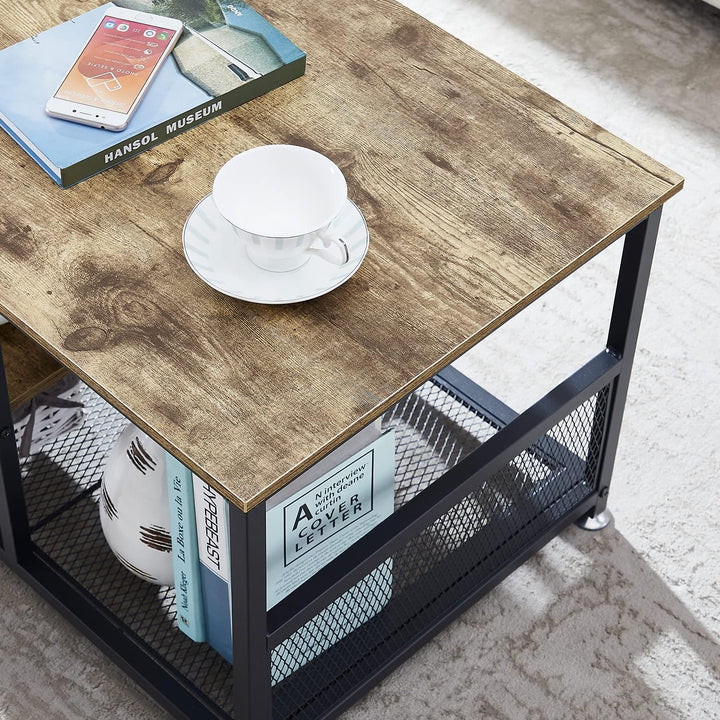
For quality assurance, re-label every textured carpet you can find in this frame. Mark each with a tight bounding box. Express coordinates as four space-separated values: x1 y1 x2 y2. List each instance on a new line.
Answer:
2 0 719 718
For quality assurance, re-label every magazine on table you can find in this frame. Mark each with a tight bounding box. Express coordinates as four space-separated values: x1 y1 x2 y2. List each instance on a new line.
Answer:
0 0 305 186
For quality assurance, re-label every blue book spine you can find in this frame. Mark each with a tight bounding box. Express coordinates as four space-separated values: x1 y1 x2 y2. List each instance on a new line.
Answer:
192 476 232 662
165 453 206 642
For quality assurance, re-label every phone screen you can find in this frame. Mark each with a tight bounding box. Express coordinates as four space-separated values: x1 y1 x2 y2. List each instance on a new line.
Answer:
54 16 177 113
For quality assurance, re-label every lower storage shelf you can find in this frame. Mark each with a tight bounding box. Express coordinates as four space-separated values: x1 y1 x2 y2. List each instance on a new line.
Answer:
269 371 607 720
21 384 236 715
17 367 609 720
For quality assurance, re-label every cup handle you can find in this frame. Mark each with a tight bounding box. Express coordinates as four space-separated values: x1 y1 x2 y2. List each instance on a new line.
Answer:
307 229 351 266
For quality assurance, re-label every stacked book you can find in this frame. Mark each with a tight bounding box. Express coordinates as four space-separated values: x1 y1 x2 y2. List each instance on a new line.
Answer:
165 422 396 684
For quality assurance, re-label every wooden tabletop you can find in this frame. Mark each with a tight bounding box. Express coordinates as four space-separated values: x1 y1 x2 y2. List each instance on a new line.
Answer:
0 0 682 510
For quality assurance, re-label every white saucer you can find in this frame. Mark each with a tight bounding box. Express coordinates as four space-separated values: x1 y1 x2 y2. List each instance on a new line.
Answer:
183 195 369 304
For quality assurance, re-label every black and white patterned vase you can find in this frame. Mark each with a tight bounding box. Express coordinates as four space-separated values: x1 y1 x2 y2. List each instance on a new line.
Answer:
99 423 174 586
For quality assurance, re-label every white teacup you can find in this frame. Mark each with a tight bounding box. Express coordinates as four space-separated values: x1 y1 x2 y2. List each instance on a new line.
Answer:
212 145 351 273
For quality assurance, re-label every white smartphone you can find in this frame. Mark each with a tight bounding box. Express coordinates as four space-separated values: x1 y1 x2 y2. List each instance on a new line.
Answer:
45 7 183 131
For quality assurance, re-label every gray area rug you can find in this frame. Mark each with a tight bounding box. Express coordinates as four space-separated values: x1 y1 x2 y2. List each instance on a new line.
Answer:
1 0 719 717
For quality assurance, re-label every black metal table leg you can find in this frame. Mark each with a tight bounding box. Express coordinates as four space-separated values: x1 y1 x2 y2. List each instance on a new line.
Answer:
231 502 272 720
0 340 31 566
578 206 663 529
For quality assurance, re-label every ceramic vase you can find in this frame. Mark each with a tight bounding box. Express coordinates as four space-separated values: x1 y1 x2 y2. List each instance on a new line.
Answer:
99 423 174 586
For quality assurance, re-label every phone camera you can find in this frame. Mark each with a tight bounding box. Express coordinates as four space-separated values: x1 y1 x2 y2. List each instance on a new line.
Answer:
72 109 77 113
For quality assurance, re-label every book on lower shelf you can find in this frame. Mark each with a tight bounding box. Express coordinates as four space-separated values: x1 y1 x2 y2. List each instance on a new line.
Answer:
193 476 233 662
188 420 396 683
265 423 395 683
165 452 206 642
0 0 305 187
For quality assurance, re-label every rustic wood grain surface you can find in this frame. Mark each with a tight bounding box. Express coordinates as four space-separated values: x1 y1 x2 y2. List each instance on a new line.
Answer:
0 324 66 410
0 0 682 510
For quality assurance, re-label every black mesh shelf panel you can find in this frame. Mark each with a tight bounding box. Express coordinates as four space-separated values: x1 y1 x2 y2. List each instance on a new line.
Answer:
21 384 235 717
19 374 608 720
270 378 609 720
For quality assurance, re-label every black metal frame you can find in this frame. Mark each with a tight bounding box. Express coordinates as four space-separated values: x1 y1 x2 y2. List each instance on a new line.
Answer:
0 352 31 566
590 209 662 517
0 207 662 720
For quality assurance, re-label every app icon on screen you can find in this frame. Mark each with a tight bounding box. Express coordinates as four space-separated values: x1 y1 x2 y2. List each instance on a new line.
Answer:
86 72 122 92
143 29 156 38
104 21 116 29
117 23 129 32
157 32 168 40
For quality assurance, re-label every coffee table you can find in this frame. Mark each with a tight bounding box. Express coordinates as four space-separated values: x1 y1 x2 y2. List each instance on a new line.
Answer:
0 0 682 718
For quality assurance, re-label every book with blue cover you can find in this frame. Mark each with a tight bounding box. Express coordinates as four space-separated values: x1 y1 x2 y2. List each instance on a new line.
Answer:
0 0 305 187
165 423 395 684
187 422 395 685
166 452 206 642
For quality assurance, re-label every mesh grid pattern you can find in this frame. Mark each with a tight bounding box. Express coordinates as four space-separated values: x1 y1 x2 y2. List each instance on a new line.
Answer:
21 385 125 531
384 380 501 509
21 383 234 717
18 375 609 720
270 381 610 720
271 559 394 687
